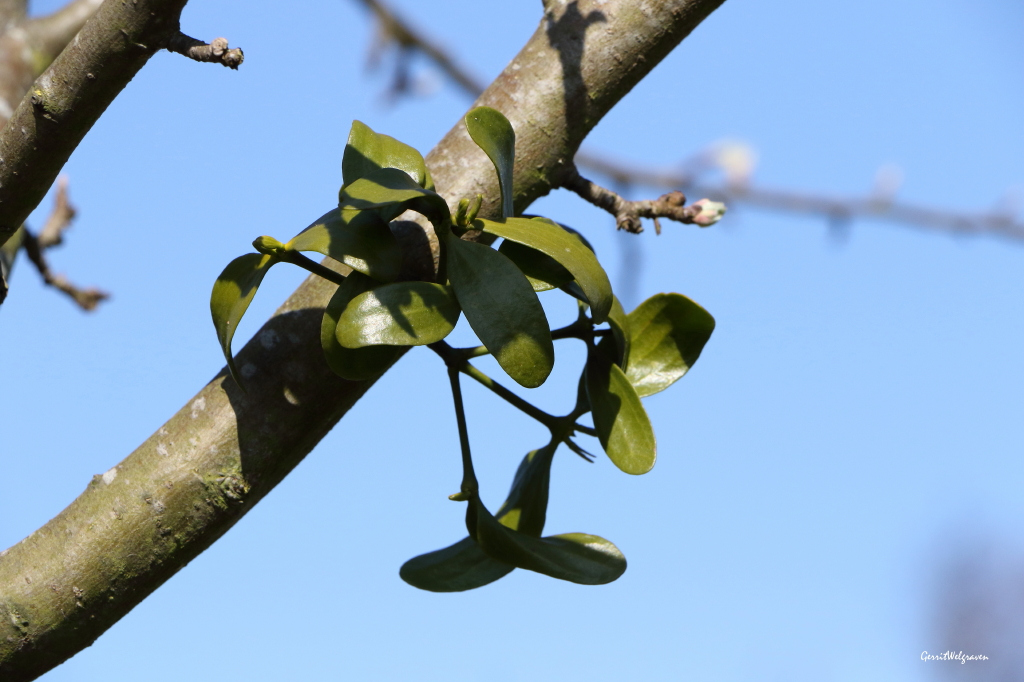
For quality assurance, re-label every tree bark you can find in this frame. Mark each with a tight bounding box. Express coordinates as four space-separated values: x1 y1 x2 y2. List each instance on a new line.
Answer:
0 0 726 679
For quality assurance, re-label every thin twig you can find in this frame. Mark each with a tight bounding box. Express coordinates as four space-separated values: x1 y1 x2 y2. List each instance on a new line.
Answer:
37 176 76 248
166 34 244 69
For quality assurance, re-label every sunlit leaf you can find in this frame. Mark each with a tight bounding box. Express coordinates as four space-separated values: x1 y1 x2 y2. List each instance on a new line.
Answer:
587 349 657 475
336 281 460 348
465 106 515 218
467 496 626 585
476 217 613 324
342 120 430 190
320 273 402 380
626 293 715 398
339 167 450 224
210 253 278 387
445 233 554 388
399 445 556 592
286 208 402 283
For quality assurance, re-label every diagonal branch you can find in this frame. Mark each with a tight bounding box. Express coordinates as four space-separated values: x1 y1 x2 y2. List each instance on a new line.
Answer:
0 1 727 678
22 0 104 70
166 33 243 68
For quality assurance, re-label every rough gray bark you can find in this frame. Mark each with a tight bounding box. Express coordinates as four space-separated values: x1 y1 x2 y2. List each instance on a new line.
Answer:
0 0 726 679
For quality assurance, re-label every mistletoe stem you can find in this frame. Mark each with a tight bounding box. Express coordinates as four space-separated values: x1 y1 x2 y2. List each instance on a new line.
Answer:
447 366 478 495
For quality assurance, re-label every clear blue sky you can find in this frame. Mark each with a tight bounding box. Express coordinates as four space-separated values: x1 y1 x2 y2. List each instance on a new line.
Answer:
2 0 1022 680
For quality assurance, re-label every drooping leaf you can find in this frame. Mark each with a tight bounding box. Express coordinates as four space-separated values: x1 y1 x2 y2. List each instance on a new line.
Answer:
626 293 715 398
476 217 613 324
400 537 514 593
336 281 460 348
342 120 431 190
286 208 402 283
465 107 515 218
320 272 402 380
339 167 450 225
498 239 573 292
603 295 631 369
467 496 626 585
210 253 278 387
400 444 557 592
587 349 657 475
444 233 554 388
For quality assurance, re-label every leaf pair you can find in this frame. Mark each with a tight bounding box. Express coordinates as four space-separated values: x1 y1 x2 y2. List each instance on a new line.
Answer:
586 293 716 475
400 444 626 592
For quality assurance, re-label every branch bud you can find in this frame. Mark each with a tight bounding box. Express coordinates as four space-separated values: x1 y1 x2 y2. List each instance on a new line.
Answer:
691 199 726 227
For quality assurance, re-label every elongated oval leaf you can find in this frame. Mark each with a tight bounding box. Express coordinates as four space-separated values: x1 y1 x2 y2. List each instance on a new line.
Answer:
477 217 613 324
321 273 402 380
497 239 573 292
626 293 715 398
210 253 278 387
337 281 460 348
445 234 554 388
587 351 657 475
343 120 430 189
468 496 626 585
339 167 450 225
493 444 556 536
465 107 515 218
286 208 402 283
400 537 514 593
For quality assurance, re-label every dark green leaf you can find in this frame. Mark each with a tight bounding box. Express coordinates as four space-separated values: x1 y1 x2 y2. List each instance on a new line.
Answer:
465 107 515 218
587 349 657 475
286 208 402 283
598 295 631 369
445 233 554 388
400 537 514 593
498 239 573 292
336 281 460 347
339 167 450 225
321 273 402 380
210 253 277 387
477 217 613 324
467 496 626 585
342 120 430 189
399 444 557 592
626 293 715 397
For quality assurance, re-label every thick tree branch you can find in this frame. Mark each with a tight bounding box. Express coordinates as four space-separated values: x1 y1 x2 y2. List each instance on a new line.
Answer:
0 0 247 250
0 1 726 678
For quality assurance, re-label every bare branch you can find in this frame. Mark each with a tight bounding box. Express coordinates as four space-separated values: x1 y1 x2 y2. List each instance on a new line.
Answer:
166 33 243 69
22 0 104 70
21 226 108 310
556 164 724 233
36 175 75 247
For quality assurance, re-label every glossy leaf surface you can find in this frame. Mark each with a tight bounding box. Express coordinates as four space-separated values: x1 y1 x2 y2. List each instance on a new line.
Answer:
445 234 554 388
339 167 450 224
498 239 573 292
465 107 515 218
587 350 657 475
477 217 613 324
321 273 402 380
210 253 277 387
336 281 460 348
342 120 430 189
399 445 556 592
626 293 715 398
467 497 626 585
286 208 402 283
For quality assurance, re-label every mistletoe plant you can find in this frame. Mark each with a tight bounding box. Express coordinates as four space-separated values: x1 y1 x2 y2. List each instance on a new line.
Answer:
210 107 715 592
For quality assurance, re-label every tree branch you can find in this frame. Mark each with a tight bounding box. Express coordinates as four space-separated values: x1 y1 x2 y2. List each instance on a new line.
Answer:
166 33 243 69
0 0 727 678
0 0 247 250
22 0 104 71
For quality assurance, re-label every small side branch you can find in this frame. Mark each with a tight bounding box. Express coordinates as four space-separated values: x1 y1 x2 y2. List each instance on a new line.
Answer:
166 34 244 69
556 164 725 234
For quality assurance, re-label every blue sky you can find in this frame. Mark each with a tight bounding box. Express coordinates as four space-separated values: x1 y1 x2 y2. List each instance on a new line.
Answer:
2 0 1022 680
